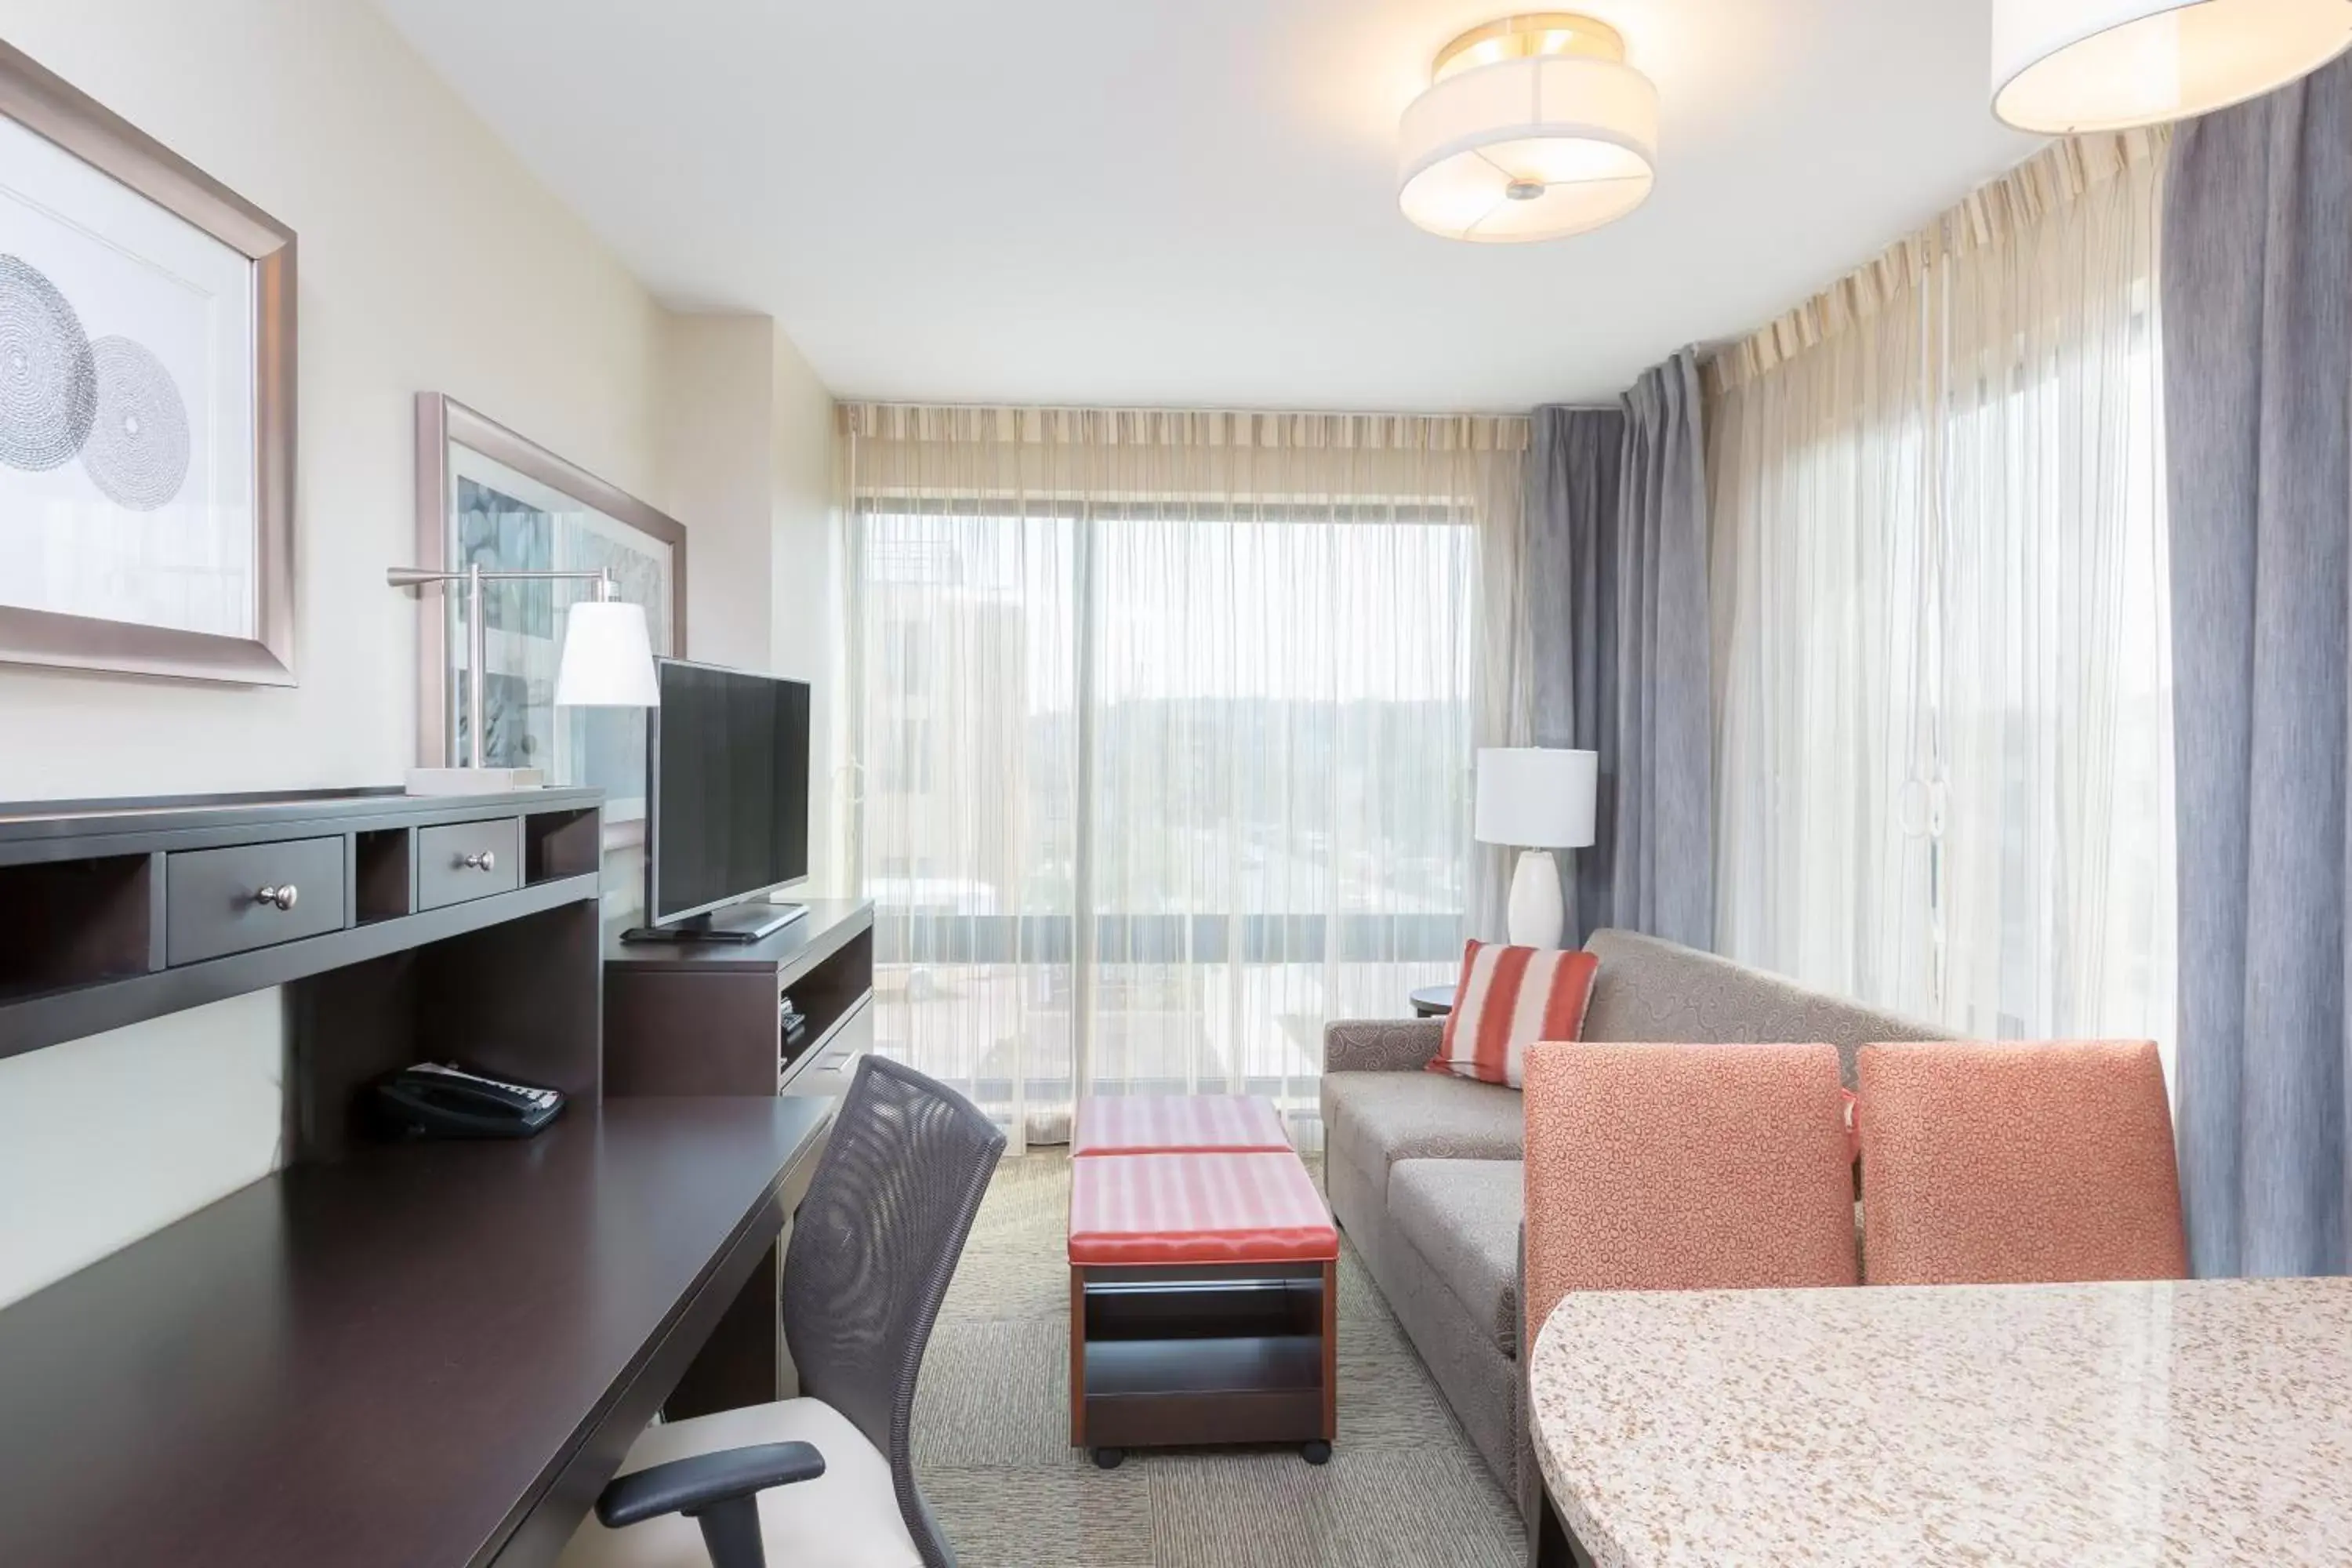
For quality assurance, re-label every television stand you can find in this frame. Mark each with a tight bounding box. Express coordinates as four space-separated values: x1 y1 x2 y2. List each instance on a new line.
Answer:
603 899 876 1418
622 901 809 944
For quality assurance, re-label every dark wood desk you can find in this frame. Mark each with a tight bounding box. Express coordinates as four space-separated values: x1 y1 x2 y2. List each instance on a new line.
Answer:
0 787 829 1566
0 1096 830 1568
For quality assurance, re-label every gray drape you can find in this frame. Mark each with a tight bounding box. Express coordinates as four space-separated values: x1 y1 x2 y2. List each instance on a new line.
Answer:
1528 349 1712 948
2164 55 2352 1277
1528 401 1623 945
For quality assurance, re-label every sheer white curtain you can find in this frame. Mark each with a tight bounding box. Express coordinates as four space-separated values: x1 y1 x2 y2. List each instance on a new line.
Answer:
1711 132 2176 1051
839 407 1530 1148
1708 241 1940 1017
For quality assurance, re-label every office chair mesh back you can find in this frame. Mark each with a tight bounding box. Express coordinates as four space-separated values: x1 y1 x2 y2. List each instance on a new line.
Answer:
783 1054 1005 1568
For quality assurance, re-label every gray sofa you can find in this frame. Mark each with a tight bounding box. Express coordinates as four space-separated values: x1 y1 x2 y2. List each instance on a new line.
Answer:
1320 929 1937 1508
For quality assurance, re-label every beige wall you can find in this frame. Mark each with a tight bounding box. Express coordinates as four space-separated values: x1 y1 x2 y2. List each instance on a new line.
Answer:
661 315 778 673
771 327 842 897
649 313 841 893
0 0 666 801
617 314 842 920
0 0 834 1307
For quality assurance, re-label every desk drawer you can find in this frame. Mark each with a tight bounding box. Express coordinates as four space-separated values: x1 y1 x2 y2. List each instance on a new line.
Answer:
416 816 522 910
784 997 872 1097
165 837 347 966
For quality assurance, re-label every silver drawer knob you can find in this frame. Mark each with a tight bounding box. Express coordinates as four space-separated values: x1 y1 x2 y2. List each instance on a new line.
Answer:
463 851 497 872
254 884 298 911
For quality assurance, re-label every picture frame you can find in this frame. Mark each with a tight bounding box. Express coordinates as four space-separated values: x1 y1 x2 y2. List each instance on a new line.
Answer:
412 393 686 842
0 42 296 684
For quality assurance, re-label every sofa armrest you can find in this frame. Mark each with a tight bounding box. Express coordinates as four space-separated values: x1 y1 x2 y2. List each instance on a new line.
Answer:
1323 1018 1445 1074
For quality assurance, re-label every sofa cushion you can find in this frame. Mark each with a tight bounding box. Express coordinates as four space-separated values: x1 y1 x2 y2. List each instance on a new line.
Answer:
1323 1070 1523 1199
1388 1159 1525 1360
1581 929 1942 1087
1431 941 1599 1087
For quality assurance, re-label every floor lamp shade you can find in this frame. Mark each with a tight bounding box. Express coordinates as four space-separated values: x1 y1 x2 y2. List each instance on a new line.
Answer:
1475 749 1597 950
1991 0 2352 132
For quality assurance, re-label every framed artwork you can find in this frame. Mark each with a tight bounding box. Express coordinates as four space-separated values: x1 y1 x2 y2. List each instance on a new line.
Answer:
0 42 296 684
414 394 686 839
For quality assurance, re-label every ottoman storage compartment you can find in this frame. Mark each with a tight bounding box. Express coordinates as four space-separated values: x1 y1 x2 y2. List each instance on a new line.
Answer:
1068 1148 1338 1466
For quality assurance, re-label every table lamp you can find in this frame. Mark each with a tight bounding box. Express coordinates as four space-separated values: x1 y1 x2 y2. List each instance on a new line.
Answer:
1475 747 1598 949
389 563 660 795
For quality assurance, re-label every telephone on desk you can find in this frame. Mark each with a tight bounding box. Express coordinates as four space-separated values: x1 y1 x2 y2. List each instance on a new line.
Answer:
372 1062 566 1140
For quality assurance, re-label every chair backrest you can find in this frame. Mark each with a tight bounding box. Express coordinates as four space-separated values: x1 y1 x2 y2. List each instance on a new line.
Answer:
1857 1040 2186 1286
783 1055 1005 1567
1521 1040 1859 1352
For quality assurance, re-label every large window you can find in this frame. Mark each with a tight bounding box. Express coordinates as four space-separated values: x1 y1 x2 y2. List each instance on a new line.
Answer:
842 404 1524 1147
842 406 1527 1148
1711 136 2175 1059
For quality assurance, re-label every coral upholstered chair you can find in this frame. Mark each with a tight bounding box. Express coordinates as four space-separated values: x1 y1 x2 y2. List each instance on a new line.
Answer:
1520 1041 1860 1566
1520 1041 1860 1354
1857 1040 2187 1287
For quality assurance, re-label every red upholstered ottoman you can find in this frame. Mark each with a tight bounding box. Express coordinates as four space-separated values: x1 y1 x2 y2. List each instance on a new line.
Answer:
1070 1094 1291 1156
1067 1151 1338 1468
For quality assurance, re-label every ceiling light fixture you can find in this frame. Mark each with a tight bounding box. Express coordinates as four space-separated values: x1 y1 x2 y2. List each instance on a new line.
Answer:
1991 0 2352 132
1397 13 1659 244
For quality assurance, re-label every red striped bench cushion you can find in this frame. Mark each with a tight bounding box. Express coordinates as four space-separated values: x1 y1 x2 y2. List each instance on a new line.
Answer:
1071 1094 1290 1156
1068 1152 1338 1265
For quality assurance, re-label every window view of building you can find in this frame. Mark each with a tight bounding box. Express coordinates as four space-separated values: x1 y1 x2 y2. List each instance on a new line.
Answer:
855 504 1476 1142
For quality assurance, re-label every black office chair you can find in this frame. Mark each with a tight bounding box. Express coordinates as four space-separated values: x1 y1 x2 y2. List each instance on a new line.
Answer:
561 1055 1006 1568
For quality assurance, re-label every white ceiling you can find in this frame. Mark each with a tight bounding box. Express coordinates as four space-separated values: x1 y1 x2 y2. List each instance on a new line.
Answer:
372 0 2038 412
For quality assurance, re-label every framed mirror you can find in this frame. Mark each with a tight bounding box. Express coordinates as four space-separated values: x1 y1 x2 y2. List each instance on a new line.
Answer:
412 393 686 847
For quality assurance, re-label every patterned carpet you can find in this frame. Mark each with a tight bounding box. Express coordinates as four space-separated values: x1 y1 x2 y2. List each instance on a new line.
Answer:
911 1152 1525 1567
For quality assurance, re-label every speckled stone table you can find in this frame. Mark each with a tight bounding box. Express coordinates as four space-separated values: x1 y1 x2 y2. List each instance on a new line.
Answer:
1529 1277 2352 1567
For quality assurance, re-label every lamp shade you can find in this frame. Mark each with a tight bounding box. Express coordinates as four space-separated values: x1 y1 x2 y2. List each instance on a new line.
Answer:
1991 0 2352 132
1475 748 1597 848
1398 15 1658 243
553 599 659 708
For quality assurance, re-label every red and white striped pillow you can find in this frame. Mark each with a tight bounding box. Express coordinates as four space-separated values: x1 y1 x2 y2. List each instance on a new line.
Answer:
1428 940 1599 1089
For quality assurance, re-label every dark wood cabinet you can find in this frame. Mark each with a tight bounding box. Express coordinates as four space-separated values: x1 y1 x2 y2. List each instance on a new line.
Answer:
0 787 604 1079
602 898 875 1414
163 834 348 964
603 899 874 1098
416 815 523 909
0 786 835 1568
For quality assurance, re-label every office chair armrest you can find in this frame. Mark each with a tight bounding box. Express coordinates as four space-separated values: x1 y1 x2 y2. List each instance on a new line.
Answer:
595 1442 826 1529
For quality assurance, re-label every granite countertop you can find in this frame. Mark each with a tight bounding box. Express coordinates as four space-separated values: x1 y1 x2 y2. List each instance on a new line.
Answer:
1528 1276 2352 1567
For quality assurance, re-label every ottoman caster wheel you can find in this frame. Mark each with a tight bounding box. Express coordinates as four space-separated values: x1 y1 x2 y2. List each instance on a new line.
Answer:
1091 1447 1126 1470
1301 1440 1332 1466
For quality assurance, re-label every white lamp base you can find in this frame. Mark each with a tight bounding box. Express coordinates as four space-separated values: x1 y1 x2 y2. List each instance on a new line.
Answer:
1505 848 1566 949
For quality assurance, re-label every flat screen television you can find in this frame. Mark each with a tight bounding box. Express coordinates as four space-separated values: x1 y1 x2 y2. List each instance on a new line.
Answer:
635 659 811 942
